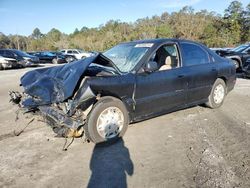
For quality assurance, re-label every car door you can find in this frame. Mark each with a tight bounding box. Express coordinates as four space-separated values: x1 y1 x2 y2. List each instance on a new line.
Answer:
179 42 218 104
134 43 188 119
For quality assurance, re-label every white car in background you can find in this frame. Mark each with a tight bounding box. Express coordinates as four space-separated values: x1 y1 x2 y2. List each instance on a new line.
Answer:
0 56 18 70
60 49 92 60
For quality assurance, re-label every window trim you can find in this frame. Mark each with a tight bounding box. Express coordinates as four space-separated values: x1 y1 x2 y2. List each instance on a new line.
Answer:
146 42 182 70
180 42 211 67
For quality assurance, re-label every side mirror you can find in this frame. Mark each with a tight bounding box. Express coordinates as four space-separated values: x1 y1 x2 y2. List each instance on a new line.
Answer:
144 61 158 73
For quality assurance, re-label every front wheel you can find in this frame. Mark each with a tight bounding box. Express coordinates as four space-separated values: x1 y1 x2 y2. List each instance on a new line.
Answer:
232 59 240 71
206 78 227 109
85 96 129 144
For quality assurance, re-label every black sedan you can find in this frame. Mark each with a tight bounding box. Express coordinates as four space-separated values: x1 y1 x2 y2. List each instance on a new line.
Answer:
214 43 250 70
0 49 39 67
50 51 77 63
10 38 236 144
30 51 68 64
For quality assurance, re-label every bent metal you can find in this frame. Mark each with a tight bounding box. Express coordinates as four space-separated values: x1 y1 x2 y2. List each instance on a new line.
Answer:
9 38 236 145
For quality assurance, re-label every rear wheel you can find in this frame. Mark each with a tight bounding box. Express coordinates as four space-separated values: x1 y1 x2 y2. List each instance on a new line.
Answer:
52 58 58 64
206 78 226 108
85 96 129 144
66 56 75 63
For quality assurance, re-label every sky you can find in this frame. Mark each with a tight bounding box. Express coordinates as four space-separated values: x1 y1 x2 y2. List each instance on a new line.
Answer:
0 0 249 36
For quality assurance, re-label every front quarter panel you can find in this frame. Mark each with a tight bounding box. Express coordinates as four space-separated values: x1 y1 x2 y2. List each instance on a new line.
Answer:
87 73 136 115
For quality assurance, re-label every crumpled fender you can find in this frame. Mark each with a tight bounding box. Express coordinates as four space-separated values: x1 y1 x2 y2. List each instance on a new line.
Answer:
20 55 98 107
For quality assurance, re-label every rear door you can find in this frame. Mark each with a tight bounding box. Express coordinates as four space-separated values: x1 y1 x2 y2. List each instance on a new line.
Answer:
134 43 188 119
179 42 218 103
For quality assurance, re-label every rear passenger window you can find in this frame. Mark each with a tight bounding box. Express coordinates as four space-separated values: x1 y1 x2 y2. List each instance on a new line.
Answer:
180 43 209 66
67 50 72 54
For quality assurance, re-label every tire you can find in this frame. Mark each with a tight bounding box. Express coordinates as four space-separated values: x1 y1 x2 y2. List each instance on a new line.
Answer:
66 57 74 63
81 56 86 59
85 96 129 144
52 58 58 64
206 78 227 109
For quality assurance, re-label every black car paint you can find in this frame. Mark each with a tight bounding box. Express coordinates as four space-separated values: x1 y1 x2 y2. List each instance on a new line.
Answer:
51 52 77 63
0 49 39 67
20 55 98 107
30 52 68 64
12 39 236 132
215 45 250 68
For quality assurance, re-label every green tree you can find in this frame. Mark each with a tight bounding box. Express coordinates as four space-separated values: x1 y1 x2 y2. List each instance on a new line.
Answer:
73 28 79 35
242 3 250 41
31 28 42 39
0 33 11 48
224 1 244 44
47 28 61 42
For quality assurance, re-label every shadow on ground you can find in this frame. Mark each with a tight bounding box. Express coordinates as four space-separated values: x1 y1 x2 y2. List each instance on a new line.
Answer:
87 138 133 188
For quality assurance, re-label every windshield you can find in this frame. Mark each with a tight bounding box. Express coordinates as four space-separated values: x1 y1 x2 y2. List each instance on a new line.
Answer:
77 49 84 53
103 43 152 72
232 44 248 52
13 50 31 57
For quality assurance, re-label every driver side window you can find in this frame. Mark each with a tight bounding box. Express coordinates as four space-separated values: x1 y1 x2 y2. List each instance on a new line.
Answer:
150 44 180 71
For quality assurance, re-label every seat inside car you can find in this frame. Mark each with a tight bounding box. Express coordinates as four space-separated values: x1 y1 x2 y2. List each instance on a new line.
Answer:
151 44 179 71
159 56 172 70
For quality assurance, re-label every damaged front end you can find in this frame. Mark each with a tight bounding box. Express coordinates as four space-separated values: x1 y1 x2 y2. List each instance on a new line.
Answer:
10 80 96 139
9 54 116 139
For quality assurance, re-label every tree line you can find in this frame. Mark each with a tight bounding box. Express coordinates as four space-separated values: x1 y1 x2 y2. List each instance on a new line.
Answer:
0 1 249 52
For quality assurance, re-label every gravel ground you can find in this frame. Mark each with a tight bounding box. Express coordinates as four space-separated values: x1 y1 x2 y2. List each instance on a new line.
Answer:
0 66 249 188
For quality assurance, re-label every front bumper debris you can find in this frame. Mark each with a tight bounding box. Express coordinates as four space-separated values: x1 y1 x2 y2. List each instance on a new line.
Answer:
9 91 89 138
38 106 83 130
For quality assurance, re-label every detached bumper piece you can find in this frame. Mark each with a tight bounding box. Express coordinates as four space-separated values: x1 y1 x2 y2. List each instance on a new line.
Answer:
9 91 22 104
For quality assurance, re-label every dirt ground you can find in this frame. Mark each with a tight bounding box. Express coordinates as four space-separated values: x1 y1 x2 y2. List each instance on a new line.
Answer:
0 66 249 188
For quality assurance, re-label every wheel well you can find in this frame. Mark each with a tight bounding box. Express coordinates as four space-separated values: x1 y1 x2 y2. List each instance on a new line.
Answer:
94 94 132 121
218 77 227 86
217 77 228 94
230 58 241 67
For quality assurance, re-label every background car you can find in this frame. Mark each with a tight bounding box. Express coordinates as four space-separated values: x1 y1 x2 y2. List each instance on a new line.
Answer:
29 51 67 64
60 49 92 59
0 49 39 67
214 43 250 70
0 56 18 70
50 51 77 63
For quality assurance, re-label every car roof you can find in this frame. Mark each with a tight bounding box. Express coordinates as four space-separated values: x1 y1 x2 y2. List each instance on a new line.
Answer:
120 38 198 45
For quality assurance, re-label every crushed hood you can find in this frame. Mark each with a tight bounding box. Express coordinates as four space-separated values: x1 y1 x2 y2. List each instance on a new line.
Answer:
20 55 98 107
